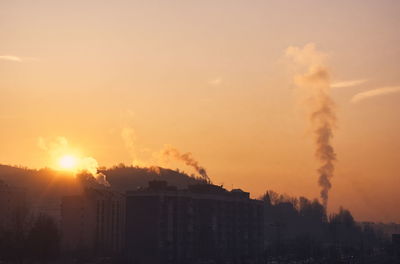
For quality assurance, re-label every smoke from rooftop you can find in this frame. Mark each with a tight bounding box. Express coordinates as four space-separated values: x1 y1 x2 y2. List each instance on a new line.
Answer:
38 136 110 187
161 145 210 182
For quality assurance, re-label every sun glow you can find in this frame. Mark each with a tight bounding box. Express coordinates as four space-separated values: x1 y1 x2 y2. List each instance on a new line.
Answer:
58 155 78 171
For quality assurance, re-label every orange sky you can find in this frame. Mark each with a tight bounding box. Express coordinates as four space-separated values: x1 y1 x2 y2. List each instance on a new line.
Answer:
1 0 399 222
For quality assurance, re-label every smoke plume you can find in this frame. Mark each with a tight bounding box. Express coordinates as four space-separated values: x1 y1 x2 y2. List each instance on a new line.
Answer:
121 127 141 166
78 156 110 187
38 136 110 187
285 43 337 208
161 145 209 181
147 166 161 175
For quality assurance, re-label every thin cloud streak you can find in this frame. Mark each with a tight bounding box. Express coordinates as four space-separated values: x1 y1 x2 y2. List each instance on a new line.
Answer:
0 55 38 62
351 86 400 103
0 55 22 62
331 79 368 88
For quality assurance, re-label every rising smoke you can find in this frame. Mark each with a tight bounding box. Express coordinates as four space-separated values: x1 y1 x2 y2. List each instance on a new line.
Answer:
38 136 110 187
147 166 161 175
121 127 141 166
162 145 210 182
78 156 110 187
119 117 209 180
285 43 337 208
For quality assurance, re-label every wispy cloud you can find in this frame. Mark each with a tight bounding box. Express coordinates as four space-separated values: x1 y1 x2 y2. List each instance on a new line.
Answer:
351 86 400 103
0 55 38 62
331 79 368 88
209 77 222 86
0 55 23 62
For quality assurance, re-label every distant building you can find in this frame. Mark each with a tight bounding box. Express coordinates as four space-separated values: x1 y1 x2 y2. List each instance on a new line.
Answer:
393 234 400 257
125 181 264 264
61 188 125 256
0 180 27 230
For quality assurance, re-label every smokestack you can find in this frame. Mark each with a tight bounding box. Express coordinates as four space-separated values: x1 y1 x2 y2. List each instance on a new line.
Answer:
162 145 210 182
285 43 337 209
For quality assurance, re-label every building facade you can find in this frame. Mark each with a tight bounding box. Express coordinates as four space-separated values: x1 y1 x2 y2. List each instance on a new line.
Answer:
61 188 125 256
393 234 400 258
0 180 26 231
125 181 264 264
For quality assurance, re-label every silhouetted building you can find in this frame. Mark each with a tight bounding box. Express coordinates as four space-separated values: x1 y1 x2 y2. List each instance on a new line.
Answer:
0 180 26 230
393 234 400 257
61 188 124 256
125 181 263 264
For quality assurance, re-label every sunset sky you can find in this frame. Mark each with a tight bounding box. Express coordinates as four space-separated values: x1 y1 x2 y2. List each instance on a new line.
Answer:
1 0 400 222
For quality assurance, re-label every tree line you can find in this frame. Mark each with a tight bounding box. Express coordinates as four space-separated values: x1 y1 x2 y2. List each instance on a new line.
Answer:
261 190 395 263
0 207 60 264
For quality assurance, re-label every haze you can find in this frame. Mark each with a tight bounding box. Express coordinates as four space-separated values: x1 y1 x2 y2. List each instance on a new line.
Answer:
1 0 399 222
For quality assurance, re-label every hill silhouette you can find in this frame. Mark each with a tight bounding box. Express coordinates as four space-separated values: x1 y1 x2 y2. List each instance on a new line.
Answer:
0 164 205 192
0 163 205 218
100 165 206 191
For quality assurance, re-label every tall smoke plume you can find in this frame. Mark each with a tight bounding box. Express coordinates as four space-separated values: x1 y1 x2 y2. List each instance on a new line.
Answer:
285 43 337 208
162 145 210 181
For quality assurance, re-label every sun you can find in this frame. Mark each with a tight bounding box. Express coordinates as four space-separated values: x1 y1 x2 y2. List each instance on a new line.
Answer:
58 155 78 171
